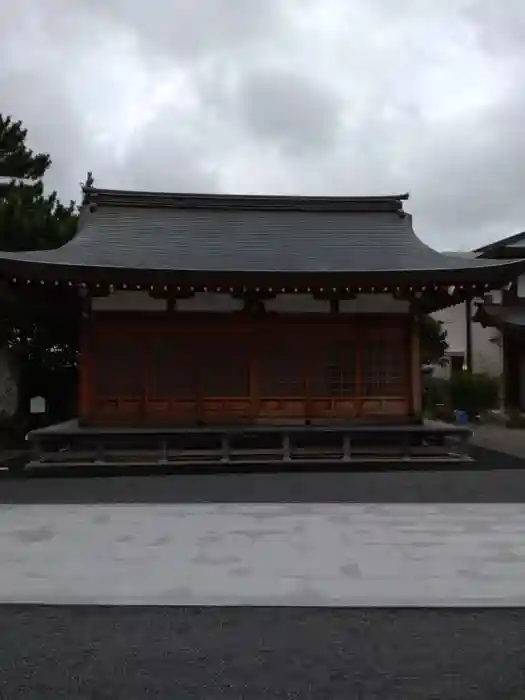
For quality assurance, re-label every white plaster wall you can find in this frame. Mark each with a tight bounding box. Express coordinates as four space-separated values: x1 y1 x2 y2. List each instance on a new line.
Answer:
92 291 166 312
432 303 501 376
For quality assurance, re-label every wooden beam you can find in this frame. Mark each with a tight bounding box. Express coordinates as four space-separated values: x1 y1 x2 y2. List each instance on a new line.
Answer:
231 290 277 301
148 287 195 299
88 286 111 298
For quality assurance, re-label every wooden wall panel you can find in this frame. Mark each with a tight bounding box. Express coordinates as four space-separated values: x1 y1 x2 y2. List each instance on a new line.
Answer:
82 315 412 425
150 334 197 400
258 331 307 398
196 331 251 398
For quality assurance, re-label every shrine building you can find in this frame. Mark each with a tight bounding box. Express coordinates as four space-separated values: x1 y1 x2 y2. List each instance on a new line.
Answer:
1 188 523 467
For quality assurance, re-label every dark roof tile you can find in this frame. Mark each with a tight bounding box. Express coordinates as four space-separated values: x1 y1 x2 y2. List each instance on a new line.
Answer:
0 189 523 284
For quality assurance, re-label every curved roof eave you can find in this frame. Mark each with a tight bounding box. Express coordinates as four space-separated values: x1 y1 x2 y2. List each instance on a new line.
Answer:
0 252 524 288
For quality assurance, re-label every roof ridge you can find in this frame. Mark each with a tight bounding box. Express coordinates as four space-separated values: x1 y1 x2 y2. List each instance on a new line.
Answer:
83 188 409 213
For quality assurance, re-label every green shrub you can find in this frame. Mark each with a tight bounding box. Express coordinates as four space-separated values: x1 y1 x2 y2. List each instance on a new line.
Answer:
424 373 499 420
423 376 452 418
449 372 499 417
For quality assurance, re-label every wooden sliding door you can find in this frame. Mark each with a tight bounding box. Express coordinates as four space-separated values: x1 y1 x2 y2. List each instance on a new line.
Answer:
81 315 411 425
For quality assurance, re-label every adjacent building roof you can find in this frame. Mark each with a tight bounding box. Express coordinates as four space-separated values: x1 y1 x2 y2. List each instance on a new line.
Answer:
475 230 525 258
475 304 525 330
0 188 523 287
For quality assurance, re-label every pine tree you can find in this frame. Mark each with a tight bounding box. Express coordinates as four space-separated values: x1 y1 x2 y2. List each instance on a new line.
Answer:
0 114 80 375
0 115 50 179
420 315 448 366
0 114 78 251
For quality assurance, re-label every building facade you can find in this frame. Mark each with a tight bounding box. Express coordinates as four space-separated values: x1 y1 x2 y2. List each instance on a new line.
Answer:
475 232 525 411
432 298 502 378
0 188 522 443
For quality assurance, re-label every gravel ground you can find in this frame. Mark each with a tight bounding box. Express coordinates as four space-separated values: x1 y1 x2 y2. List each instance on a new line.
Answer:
0 606 524 699
2 448 525 503
2 449 524 698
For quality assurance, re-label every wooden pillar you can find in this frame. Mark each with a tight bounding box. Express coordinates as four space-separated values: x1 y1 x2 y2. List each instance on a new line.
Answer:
503 332 520 412
465 297 473 373
78 288 93 425
142 329 151 424
249 327 260 422
503 331 511 412
410 314 422 421
499 330 505 412
78 320 92 424
355 338 362 418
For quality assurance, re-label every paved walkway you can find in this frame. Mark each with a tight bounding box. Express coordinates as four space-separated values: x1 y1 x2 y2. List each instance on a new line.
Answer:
471 424 525 459
2 503 525 606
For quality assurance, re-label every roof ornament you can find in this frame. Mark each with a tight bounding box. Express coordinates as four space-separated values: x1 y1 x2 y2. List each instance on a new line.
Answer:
80 171 96 207
395 194 408 217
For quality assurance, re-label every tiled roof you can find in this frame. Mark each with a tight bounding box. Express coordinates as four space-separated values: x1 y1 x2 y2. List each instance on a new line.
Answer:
0 189 523 284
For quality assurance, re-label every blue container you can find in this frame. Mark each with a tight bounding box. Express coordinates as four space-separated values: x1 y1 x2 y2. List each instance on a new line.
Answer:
456 410 468 425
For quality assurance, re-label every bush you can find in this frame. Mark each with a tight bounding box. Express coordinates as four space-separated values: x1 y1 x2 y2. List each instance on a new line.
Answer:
449 372 499 417
423 376 452 419
0 412 28 449
424 372 499 420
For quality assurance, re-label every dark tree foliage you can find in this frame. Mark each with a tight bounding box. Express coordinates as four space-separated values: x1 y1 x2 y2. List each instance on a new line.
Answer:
420 314 448 366
0 115 77 251
0 183 77 252
0 116 50 179
0 114 80 374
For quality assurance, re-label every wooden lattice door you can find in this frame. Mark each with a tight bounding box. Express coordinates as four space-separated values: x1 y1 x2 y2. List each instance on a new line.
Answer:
83 317 412 426
256 328 308 421
88 329 147 422
148 332 198 422
193 328 253 423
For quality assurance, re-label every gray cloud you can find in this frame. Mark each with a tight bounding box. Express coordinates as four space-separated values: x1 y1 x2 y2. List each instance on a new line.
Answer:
236 69 343 155
83 0 290 61
463 0 525 55
118 109 219 193
0 70 90 204
2 0 525 250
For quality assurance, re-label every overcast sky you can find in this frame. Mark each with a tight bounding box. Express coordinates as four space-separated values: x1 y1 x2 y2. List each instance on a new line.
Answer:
3 0 525 250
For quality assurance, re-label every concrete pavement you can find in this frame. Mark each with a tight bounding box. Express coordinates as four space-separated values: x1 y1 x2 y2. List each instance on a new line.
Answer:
2 503 525 606
471 424 525 459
